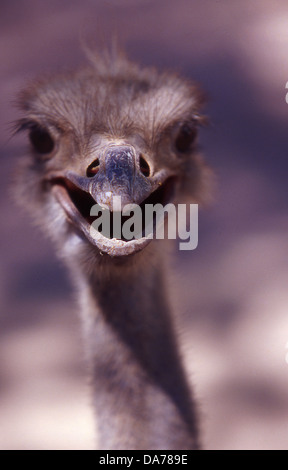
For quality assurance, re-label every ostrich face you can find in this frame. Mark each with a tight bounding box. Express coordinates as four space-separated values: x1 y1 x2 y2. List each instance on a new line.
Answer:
15 59 205 258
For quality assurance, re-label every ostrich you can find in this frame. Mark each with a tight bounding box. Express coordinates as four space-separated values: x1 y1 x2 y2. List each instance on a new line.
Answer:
14 52 209 450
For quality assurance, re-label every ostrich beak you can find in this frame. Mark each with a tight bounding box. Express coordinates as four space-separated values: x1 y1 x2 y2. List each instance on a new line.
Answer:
67 145 153 211
49 144 176 257
94 146 137 210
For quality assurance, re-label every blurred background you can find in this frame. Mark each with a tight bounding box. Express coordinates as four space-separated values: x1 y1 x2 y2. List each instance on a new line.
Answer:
1 0 288 450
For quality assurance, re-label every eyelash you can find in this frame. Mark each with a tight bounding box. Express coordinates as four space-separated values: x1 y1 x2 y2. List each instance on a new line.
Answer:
14 120 56 156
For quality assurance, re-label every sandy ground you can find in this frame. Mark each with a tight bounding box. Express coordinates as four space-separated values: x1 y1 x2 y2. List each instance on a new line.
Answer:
1 0 288 450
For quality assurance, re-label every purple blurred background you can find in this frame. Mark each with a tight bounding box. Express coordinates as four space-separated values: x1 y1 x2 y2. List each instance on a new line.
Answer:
1 0 288 449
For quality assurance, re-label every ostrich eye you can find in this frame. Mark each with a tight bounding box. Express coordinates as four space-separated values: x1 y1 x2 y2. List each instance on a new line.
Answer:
174 124 197 154
29 126 55 155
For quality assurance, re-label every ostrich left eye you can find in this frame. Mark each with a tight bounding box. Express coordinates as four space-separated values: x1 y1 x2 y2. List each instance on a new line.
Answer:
29 125 55 155
174 124 197 154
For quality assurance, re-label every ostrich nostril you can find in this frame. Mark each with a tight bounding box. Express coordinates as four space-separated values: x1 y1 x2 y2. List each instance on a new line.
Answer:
86 159 100 177
139 155 150 177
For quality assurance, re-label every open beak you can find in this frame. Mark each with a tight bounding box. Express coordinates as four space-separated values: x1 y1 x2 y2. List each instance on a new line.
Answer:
48 144 176 257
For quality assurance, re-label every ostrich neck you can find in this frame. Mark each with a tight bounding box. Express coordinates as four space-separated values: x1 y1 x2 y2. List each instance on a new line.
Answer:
77 252 198 450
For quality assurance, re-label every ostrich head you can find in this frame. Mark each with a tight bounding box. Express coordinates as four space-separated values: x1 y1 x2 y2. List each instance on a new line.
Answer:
15 54 208 265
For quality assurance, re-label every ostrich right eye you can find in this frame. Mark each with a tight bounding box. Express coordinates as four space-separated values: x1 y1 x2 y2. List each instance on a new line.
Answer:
174 123 197 154
29 126 55 155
